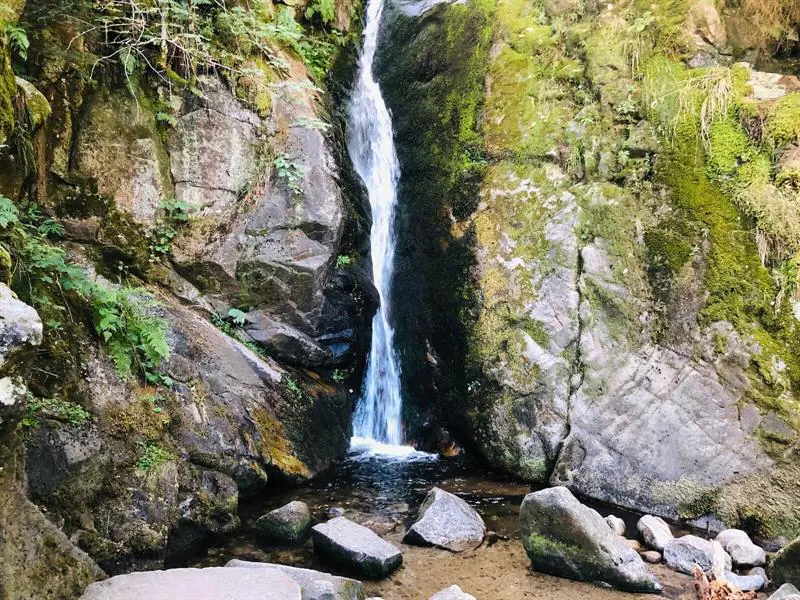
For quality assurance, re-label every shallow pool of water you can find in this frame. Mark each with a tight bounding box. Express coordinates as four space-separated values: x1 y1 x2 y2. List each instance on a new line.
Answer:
179 448 765 599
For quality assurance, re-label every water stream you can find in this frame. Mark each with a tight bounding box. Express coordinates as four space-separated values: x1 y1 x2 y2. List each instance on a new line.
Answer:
347 0 406 447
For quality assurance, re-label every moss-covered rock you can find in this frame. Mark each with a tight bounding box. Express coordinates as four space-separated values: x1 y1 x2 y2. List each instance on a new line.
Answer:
381 0 800 542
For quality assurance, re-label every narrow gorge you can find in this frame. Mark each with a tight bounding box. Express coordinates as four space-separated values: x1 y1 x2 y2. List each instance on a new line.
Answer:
0 0 799 598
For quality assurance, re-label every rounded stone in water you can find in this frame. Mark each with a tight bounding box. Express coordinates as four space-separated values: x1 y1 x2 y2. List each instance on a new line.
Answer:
404 487 486 552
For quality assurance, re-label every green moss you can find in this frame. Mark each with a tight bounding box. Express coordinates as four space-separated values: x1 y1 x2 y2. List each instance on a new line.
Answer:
706 118 752 180
766 93 800 148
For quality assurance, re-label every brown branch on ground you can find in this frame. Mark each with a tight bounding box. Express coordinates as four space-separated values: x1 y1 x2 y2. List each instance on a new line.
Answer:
692 565 756 600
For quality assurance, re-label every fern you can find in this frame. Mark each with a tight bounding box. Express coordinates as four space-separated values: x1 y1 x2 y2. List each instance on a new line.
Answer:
0 197 20 229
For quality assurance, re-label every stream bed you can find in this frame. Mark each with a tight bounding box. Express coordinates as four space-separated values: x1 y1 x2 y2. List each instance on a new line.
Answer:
177 447 770 599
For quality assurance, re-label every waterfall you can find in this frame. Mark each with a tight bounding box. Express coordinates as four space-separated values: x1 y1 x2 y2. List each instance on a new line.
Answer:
347 0 404 446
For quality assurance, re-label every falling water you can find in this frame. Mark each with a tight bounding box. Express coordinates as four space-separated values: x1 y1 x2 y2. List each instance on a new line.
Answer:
347 0 405 447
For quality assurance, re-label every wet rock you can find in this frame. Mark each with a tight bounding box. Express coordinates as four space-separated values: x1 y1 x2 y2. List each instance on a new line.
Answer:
519 487 661 593
80 567 301 599
723 568 767 592
429 585 477 600
663 536 728 577
312 517 402 579
637 515 674 552
770 583 800 600
327 507 346 519
226 560 362 600
641 551 662 564
605 515 626 536
404 487 485 552
255 501 313 544
772 536 800 588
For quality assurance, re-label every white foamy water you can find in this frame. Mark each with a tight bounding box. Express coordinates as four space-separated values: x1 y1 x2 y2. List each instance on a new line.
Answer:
349 437 437 462
347 0 408 449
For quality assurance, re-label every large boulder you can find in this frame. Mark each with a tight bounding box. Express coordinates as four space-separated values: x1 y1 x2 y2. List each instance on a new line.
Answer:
404 487 485 552
663 536 728 577
312 517 402 579
225 560 363 600
79 567 301 600
519 487 661 592
772 537 800 589
255 501 313 544
429 585 477 600
637 515 673 552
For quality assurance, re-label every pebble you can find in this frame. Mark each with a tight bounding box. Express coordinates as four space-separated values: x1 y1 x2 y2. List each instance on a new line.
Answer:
641 550 662 564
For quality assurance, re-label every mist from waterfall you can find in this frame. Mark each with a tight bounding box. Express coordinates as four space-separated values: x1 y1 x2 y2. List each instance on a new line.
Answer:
347 0 405 447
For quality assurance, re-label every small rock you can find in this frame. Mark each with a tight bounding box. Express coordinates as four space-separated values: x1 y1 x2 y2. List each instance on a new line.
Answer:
641 551 662 564
723 569 767 592
727 539 766 568
637 515 674 552
715 529 750 549
255 501 312 544
664 536 728 577
327 507 345 519
714 529 766 568
519 487 661 593
605 515 626 536
404 487 485 552
770 583 800 600
429 585 477 600
626 539 644 552
312 517 402 579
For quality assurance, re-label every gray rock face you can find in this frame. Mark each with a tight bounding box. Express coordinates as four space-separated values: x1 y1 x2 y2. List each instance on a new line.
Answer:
605 515 626 536
429 585 477 600
404 487 485 552
770 583 800 600
519 487 661 593
245 312 332 367
255 501 313 544
170 77 344 337
225 560 362 600
0 283 43 373
663 536 728 577
637 515 674 552
79 567 301 600
312 517 402 579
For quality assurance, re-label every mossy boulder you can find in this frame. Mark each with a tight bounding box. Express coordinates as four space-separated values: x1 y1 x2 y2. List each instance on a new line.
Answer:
772 537 800 589
520 487 661 592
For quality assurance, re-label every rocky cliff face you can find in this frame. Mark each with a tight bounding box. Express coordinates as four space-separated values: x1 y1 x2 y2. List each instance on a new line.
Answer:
0 0 369 596
380 0 800 542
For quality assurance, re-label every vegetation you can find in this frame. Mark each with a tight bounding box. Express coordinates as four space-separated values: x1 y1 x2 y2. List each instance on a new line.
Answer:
148 198 191 260
135 440 172 472
22 393 91 429
0 195 170 382
274 153 304 195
